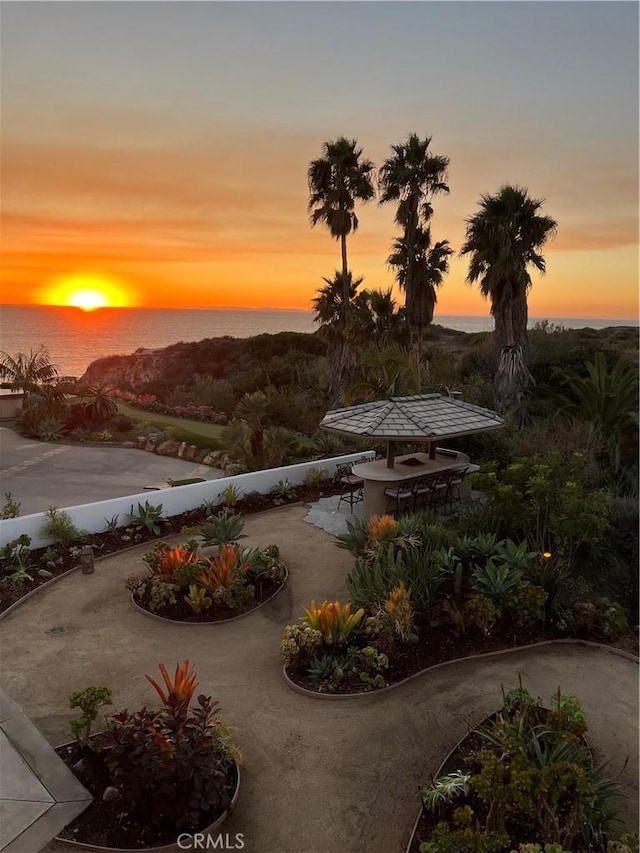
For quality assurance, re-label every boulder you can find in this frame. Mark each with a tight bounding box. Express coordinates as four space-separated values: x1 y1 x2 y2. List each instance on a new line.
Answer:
157 440 180 457
177 441 188 459
185 444 198 461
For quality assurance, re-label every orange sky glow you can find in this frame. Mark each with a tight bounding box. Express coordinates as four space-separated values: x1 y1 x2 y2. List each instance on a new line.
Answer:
1 3 638 321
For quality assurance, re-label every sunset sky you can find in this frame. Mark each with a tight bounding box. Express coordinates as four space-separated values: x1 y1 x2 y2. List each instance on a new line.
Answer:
1 1 638 319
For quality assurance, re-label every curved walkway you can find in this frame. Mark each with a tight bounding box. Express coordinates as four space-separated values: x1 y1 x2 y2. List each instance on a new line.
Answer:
0 506 637 853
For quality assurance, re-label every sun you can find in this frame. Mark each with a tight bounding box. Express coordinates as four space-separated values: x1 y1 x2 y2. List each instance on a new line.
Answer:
67 288 109 311
42 272 135 310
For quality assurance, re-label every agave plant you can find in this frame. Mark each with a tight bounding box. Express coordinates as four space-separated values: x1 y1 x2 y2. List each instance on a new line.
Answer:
199 508 247 546
471 560 525 602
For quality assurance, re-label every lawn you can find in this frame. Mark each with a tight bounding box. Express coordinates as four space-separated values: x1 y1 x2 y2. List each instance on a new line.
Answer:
117 402 224 450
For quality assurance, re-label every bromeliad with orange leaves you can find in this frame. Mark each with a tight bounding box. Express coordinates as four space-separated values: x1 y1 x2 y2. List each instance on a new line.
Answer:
302 600 365 644
197 544 250 595
144 544 200 579
145 660 199 706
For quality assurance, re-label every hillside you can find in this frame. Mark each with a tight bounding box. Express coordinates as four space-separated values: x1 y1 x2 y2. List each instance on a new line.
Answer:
80 323 638 421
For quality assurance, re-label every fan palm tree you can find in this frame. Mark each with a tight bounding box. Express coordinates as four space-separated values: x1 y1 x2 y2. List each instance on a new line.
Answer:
234 391 269 469
460 184 557 418
344 342 424 404
308 137 375 320
388 229 453 357
379 133 450 340
312 271 365 406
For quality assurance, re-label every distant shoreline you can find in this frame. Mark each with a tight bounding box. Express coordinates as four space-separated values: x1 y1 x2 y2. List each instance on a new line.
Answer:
1 304 637 378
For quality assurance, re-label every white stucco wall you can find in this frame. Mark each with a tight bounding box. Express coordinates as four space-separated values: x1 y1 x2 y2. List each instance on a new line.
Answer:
0 452 374 549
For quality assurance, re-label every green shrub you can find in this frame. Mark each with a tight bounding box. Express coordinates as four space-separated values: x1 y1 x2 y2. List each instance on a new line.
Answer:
41 507 83 545
69 686 112 747
1 492 20 519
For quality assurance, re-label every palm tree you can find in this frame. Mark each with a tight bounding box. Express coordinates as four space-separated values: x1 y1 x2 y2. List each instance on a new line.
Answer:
0 346 59 394
308 137 375 320
355 288 408 349
460 184 557 418
234 391 269 469
388 229 453 356
345 342 424 404
312 271 364 406
379 133 450 341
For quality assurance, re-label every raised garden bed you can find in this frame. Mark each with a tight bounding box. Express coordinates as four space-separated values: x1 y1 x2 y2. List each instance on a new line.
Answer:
55 739 240 851
0 480 338 616
406 685 634 853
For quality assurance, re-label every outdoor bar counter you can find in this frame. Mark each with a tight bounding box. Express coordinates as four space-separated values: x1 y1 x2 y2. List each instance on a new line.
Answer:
351 448 478 518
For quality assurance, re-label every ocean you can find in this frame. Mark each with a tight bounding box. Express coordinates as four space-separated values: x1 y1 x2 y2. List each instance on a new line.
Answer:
0 304 637 379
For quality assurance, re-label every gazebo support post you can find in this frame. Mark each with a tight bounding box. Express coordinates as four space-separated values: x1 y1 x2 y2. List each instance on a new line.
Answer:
386 441 396 469
429 442 436 460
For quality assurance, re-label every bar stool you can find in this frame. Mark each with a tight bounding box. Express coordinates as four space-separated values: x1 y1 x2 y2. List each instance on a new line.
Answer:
384 482 415 517
334 463 365 513
445 466 470 508
413 473 440 512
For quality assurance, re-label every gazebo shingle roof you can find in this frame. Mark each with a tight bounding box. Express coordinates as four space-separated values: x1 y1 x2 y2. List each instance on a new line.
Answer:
320 394 504 440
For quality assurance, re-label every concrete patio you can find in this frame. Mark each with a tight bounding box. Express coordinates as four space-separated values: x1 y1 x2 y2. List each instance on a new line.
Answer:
0 505 637 853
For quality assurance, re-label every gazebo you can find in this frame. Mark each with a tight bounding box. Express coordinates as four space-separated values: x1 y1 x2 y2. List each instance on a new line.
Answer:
320 394 504 517
320 393 504 468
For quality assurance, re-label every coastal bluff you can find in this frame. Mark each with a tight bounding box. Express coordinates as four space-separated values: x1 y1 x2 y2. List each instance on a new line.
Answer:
79 324 638 398
80 331 327 394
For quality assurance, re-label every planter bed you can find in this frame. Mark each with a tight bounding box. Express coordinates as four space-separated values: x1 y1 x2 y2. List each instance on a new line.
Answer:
283 610 639 697
131 567 288 624
55 738 240 852
0 481 338 616
404 690 626 853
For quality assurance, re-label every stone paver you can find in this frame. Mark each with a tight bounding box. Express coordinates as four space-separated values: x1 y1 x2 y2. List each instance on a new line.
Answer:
0 688 91 853
0 506 637 853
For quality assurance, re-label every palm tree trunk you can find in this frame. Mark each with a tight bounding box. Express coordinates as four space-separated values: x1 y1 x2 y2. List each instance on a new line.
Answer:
327 333 359 408
493 295 533 423
340 234 349 322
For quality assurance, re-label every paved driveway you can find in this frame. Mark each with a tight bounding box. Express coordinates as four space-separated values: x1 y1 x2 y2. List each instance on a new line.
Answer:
0 427 223 515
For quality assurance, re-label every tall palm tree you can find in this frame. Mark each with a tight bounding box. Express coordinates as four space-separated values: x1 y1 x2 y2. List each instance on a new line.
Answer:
460 184 557 418
308 137 375 320
388 229 453 356
379 133 450 341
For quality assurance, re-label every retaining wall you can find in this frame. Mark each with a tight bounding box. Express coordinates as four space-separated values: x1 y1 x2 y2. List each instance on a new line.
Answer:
0 452 373 549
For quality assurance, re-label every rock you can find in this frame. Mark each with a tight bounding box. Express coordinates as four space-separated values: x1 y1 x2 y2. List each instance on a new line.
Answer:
37 569 54 580
186 444 197 461
202 454 217 466
102 786 120 802
72 758 86 774
136 435 147 449
121 441 136 449
45 561 57 571
157 440 180 457
177 441 188 459
144 435 160 453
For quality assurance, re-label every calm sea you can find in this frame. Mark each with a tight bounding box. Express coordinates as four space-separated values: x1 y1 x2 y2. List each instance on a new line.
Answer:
0 305 637 378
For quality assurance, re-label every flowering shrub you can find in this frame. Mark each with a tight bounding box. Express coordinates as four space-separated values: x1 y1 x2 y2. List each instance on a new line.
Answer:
101 661 239 830
128 395 228 424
